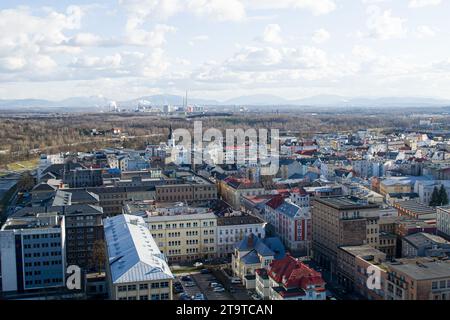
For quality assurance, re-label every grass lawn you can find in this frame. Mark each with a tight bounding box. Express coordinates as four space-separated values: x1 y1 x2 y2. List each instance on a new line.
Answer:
6 158 39 172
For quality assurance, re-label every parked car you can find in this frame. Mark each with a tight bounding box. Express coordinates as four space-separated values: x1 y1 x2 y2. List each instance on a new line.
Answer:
231 278 241 284
209 282 220 288
180 293 191 300
213 287 225 292
181 276 192 282
184 281 196 287
193 293 206 300
193 262 203 268
200 269 211 274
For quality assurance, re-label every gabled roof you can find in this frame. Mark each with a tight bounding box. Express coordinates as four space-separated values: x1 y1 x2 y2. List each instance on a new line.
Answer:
266 195 285 210
32 182 57 192
268 255 325 289
277 201 301 219
104 214 173 284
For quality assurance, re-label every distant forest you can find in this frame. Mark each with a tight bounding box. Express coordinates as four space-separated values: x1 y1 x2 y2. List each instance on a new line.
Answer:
0 110 447 168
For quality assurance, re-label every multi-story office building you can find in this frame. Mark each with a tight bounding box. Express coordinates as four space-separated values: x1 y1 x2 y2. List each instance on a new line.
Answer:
0 213 66 293
63 168 103 188
63 205 104 271
218 177 265 210
401 233 450 258
104 214 173 300
146 212 217 263
216 212 266 258
155 182 217 204
437 206 450 239
384 258 450 300
312 197 380 271
337 245 387 299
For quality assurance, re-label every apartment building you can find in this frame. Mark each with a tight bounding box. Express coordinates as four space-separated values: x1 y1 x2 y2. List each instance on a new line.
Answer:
216 212 266 258
104 214 174 300
63 168 104 188
437 206 450 239
263 255 326 301
0 213 66 293
146 212 217 263
218 177 265 210
401 233 450 258
384 258 450 300
265 197 312 254
337 245 387 300
393 200 437 221
312 197 380 271
63 205 104 271
155 183 217 204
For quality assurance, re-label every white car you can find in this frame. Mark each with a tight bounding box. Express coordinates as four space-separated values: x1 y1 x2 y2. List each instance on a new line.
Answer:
184 282 196 287
213 287 225 292
231 278 241 284
194 262 203 267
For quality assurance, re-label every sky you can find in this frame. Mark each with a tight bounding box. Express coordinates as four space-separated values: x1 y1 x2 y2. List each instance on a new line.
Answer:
0 0 450 102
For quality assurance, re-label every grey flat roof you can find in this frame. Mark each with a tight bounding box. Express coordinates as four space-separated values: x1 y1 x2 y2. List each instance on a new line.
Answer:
386 260 450 280
315 197 379 210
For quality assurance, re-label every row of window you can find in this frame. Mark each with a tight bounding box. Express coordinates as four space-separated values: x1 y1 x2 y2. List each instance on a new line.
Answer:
117 282 169 292
151 221 215 229
23 234 60 240
219 228 259 235
25 278 62 286
118 293 170 300
23 242 60 249
24 260 62 267
24 251 61 258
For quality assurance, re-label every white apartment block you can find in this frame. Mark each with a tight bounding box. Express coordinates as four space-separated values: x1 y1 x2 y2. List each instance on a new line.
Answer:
104 214 174 300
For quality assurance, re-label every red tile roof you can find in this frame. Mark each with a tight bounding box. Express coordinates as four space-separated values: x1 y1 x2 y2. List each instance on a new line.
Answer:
265 195 285 209
268 255 325 290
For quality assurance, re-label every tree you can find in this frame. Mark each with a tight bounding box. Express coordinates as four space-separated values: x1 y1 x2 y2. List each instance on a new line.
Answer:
429 186 441 207
89 240 107 274
439 185 449 206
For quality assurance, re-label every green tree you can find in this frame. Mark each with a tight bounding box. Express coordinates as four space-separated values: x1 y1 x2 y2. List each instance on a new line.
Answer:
429 186 441 207
89 240 107 274
439 185 449 206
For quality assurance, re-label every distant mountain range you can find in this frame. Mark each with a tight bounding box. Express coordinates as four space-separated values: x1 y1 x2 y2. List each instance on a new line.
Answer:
1 94 449 110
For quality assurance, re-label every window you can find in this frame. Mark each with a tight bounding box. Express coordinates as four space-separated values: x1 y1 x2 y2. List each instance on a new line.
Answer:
139 283 148 290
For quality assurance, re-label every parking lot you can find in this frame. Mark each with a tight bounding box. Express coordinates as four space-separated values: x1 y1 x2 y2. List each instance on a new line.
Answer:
173 268 252 300
192 273 233 300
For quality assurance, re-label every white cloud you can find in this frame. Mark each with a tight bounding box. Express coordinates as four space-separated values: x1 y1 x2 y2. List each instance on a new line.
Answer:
312 29 330 44
365 6 407 40
409 0 442 8
244 0 336 16
262 24 283 44
415 25 437 38
187 0 246 21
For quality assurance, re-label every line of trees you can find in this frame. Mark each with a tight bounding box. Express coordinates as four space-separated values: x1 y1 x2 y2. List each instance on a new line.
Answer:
429 185 449 207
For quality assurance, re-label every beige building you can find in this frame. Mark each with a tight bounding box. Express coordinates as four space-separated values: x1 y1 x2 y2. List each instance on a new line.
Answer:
219 177 265 210
146 212 217 263
312 197 381 272
338 245 387 300
384 258 450 300
155 183 217 203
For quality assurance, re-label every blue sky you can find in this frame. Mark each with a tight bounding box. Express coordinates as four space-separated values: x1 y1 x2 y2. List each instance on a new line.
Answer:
0 0 449 101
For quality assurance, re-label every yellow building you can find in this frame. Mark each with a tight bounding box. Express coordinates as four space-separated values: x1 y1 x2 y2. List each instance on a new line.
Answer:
146 212 217 263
